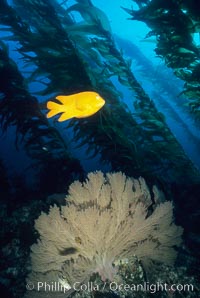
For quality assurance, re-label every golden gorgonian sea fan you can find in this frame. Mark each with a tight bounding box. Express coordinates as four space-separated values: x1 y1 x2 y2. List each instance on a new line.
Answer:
25 171 183 297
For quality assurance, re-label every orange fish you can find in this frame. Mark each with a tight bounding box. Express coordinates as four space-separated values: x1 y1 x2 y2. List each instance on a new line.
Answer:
46 91 105 122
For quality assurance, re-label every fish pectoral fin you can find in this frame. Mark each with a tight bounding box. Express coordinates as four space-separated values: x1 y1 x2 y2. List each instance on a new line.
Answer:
76 104 85 111
76 100 89 111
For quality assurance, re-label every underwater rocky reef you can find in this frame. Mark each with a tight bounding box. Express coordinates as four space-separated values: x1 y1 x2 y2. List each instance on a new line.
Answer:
25 172 184 298
0 0 200 297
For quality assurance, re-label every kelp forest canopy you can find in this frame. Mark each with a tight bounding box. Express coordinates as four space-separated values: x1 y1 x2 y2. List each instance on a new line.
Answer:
0 0 200 197
122 0 200 118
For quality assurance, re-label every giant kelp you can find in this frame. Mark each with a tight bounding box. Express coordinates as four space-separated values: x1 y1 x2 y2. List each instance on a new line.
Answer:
0 0 200 191
62 0 200 185
0 0 93 94
0 2 200 297
0 41 83 194
123 0 200 120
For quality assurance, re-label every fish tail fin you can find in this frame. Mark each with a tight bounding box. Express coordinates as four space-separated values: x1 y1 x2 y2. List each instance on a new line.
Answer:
46 101 62 118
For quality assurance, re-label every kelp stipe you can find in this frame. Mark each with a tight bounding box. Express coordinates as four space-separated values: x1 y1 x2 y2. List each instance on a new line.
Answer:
123 0 200 121
0 42 84 194
1 0 200 189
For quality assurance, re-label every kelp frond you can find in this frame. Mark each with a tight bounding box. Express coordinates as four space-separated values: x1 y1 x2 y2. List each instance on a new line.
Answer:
1 0 199 190
0 41 83 191
123 0 200 120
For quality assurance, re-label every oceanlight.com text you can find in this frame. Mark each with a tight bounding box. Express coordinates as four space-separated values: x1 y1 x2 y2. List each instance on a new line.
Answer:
26 281 194 294
109 281 194 293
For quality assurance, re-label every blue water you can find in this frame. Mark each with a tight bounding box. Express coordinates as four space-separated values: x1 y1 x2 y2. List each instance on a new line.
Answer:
1 0 200 173
92 0 200 171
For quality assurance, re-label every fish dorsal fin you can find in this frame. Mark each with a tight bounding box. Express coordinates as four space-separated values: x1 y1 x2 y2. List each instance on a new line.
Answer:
56 95 75 105
54 95 77 121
